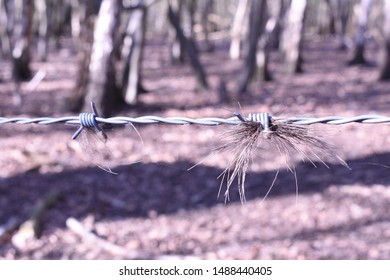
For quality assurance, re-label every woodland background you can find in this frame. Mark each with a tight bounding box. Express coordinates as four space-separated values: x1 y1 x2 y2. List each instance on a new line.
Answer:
1 0 390 259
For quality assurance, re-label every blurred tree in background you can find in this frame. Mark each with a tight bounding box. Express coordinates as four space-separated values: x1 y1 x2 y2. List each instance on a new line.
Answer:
1 0 390 114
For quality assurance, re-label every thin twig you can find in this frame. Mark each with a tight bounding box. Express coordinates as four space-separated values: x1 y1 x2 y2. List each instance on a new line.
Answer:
66 217 149 259
11 192 61 249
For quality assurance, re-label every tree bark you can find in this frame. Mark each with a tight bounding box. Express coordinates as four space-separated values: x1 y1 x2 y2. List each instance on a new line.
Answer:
236 0 269 93
12 0 33 81
255 0 271 82
325 0 336 35
70 0 83 50
335 0 351 50
35 0 48 61
182 0 196 38
379 0 390 80
121 6 147 105
83 0 121 115
168 2 209 90
0 0 11 57
280 0 307 74
229 0 249 60
67 1 99 112
47 0 69 49
168 0 184 64
200 0 213 52
348 0 371 65
268 0 286 50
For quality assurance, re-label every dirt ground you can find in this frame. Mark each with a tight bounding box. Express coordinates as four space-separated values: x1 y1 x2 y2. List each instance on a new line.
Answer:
1 36 390 259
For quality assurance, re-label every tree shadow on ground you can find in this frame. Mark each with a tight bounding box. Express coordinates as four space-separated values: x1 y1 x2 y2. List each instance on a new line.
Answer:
1 151 389 227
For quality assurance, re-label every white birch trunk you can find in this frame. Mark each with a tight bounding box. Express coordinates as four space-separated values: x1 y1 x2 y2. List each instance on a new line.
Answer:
84 0 120 115
229 0 248 60
349 0 372 64
281 0 307 74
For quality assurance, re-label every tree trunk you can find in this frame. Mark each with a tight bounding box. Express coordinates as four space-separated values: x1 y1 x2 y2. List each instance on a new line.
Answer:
281 0 307 74
379 0 390 80
149 0 168 35
182 0 196 38
70 0 83 51
67 1 99 112
236 0 269 94
255 0 271 82
268 0 286 50
10 0 33 105
229 0 248 60
168 0 184 64
12 0 33 81
121 6 147 105
83 0 121 116
47 0 69 49
335 0 351 50
348 0 371 65
168 2 209 90
200 0 213 52
325 0 336 35
0 0 11 57
35 0 48 61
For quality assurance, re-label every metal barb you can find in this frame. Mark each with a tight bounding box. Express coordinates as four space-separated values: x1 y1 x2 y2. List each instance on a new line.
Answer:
72 102 103 140
248 112 271 131
233 112 246 122
248 112 272 139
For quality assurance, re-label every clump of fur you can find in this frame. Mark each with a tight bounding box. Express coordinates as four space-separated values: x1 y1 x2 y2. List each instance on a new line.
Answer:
215 114 348 203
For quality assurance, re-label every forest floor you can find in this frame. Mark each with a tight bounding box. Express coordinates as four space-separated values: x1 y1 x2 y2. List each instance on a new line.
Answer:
1 36 390 259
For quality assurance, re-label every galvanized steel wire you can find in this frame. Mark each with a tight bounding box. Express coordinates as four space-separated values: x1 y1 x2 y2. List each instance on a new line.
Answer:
1 111 390 142
1 114 390 127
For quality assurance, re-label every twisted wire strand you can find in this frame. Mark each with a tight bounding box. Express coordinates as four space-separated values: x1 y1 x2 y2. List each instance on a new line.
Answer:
72 103 104 140
1 115 390 127
281 115 390 125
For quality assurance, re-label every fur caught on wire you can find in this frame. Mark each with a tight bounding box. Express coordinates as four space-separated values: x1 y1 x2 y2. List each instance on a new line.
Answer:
213 112 349 203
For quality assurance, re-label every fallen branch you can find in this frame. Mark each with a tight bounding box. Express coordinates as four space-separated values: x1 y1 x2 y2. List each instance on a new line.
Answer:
66 217 149 259
0 217 19 241
12 191 61 249
26 69 46 91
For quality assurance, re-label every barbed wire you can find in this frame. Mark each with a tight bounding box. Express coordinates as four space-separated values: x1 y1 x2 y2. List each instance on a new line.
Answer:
1 102 390 139
2 105 387 200
1 112 390 141
0 115 238 126
1 114 390 126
